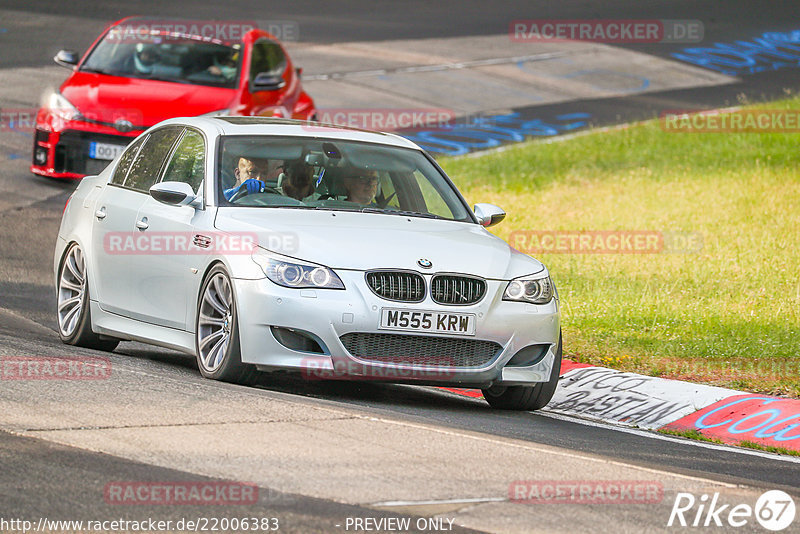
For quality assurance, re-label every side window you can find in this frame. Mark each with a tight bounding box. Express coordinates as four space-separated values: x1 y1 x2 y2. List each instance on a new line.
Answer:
124 126 182 192
161 129 205 193
249 40 287 82
374 172 399 208
111 136 145 185
412 170 455 218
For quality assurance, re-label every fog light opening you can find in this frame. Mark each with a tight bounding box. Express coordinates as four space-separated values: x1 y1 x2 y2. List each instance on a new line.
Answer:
34 147 48 165
270 326 325 354
505 344 548 367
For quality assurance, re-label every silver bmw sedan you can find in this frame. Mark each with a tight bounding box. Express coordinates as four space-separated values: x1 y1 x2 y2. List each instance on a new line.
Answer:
54 116 561 410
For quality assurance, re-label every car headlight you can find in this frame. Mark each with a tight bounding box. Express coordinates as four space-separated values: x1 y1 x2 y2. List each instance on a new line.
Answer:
251 247 344 289
47 91 81 121
503 274 554 304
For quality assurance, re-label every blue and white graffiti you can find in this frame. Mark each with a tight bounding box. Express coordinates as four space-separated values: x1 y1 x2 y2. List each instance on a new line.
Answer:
671 29 800 76
401 112 592 156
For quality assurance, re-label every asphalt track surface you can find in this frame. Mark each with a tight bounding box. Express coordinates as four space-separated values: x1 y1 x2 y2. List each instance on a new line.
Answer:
1 1 800 532
3 0 800 124
1 0 799 65
1 430 484 534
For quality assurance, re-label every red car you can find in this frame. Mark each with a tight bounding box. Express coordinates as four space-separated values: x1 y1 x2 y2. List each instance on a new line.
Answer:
32 17 317 179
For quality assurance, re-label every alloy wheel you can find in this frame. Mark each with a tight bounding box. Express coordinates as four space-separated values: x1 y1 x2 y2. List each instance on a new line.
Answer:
197 273 234 372
57 245 86 337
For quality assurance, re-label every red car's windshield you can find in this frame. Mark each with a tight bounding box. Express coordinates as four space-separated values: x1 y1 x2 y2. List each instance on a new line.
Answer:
81 30 241 89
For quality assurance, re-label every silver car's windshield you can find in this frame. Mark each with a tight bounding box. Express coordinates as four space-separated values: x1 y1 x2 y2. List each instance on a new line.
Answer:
81 30 241 88
217 135 472 222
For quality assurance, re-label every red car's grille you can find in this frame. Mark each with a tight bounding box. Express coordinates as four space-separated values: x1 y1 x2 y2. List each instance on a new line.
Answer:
50 130 134 175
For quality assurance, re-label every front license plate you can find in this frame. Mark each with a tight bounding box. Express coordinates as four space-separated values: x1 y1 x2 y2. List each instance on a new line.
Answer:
380 308 476 336
88 141 126 161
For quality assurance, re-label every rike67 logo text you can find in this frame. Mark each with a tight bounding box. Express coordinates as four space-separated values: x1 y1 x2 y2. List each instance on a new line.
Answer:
668 490 795 531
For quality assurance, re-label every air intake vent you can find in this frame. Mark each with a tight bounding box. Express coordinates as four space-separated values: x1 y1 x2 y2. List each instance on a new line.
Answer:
366 271 425 302
431 275 486 305
340 332 501 368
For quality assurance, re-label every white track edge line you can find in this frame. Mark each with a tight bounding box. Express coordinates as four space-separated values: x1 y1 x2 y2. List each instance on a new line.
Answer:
538 410 800 464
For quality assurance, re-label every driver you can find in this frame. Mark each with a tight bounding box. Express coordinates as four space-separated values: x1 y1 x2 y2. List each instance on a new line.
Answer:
223 157 270 200
343 170 379 204
207 49 239 81
133 43 160 74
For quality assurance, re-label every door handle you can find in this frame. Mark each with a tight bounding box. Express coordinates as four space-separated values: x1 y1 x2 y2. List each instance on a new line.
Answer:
135 218 149 230
95 207 107 220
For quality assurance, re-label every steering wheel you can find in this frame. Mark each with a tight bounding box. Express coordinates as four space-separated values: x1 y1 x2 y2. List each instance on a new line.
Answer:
228 182 281 202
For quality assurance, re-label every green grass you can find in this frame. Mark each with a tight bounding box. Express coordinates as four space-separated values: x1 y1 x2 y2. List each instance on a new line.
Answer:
658 429 724 445
737 440 800 457
658 429 800 457
440 96 800 397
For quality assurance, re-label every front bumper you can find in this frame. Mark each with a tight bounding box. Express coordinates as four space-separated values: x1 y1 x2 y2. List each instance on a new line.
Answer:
233 270 560 388
30 111 142 179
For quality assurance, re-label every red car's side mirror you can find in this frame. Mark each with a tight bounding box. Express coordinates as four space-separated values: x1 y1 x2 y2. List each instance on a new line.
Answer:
251 72 286 92
54 49 79 69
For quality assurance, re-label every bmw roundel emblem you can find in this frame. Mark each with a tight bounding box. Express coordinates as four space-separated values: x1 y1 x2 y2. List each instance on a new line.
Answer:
418 258 432 269
114 119 134 133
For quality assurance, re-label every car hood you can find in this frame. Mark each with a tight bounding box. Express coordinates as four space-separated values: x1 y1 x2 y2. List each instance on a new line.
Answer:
61 72 234 127
214 208 544 280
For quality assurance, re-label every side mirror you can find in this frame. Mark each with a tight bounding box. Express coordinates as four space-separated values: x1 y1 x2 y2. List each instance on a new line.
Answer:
149 181 200 207
54 49 79 69
251 72 286 92
474 203 506 227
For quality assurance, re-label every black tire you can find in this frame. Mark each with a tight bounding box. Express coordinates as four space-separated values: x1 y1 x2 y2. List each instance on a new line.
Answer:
482 331 563 411
56 243 119 352
195 265 258 385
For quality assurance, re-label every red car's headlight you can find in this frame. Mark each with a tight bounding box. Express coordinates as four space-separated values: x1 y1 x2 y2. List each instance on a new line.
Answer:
47 92 81 121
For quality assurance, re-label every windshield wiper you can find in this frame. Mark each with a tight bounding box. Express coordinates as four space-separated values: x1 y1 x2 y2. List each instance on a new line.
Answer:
79 68 189 84
80 66 122 76
360 207 443 219
313 206 359 212
144 75 192 84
